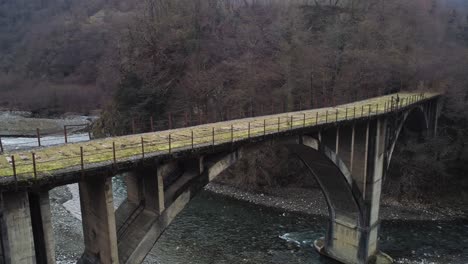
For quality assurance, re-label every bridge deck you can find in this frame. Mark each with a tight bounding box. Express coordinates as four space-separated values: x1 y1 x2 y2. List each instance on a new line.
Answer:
0 92 439 186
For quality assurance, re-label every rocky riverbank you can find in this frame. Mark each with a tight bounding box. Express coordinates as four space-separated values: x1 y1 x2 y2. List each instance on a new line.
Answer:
205 182 468 221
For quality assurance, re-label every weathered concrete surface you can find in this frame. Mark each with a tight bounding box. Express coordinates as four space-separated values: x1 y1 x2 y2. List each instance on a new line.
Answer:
115 152 242 264
29 191 56 264
117 163 171 264
288 119 392 264
0 191 36 264
78 176 118 264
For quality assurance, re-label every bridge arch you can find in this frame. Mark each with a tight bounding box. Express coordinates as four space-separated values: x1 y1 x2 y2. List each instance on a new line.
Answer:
115 133 371 263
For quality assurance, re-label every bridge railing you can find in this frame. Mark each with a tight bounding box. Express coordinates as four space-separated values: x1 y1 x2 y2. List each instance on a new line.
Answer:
0 92 422 153
0 93 432 183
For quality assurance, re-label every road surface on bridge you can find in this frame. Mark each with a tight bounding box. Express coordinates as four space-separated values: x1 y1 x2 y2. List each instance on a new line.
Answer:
0 92 440 185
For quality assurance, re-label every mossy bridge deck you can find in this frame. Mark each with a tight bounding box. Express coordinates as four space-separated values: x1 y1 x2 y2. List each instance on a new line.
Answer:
0 92 440 189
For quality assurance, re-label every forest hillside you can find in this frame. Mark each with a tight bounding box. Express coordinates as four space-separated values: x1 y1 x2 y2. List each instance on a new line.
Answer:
1 0 467 200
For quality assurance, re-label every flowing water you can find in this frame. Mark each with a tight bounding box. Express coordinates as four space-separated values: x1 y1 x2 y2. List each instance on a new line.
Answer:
4 135 468 264
142 191 468 264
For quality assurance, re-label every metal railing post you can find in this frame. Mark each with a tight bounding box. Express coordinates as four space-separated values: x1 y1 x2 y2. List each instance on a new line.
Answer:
11 155 16 183
335 109 338 122
248 122 251 138
264 119 267 135
231 125 234 142
277 117 280 132
32 152 37 179
326 110 328 123
80 147 84 171
290 116 293 129
191 130 194 149
112 142 116 165
303 113 306 128
64 126 68 144
36 128 41 147
316 112 318 125
141 137 145 159
168 134 172 153
212 127 215 145
0 136 3 153
345 108 348 120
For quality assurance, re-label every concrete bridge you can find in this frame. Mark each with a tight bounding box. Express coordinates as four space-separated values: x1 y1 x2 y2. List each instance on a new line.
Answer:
0 92 441 264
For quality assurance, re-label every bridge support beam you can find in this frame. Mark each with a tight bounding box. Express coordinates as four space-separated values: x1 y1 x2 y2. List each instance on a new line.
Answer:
78 176 119 264
117 161 179 264
309 119 392 264
0 191 36 264
29 191 56 264
426 98 441 138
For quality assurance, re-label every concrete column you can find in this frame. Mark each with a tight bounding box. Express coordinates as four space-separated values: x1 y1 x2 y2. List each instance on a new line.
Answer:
320 119 390 264
0 191 36 264
321 128 337 152
79 176 119 264
125 173 143 205
29 191 56 264
350 125 355 173
144 161 181 214
350 122 369 193
124 162 178 215
143 167 166 214
335 127 340 154
427 99 440 138
360 118 386 260
335 126 353 171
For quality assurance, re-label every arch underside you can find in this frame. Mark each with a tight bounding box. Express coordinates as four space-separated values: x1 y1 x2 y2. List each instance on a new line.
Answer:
386 105 430 170
286 143 361 227
158 137 366 261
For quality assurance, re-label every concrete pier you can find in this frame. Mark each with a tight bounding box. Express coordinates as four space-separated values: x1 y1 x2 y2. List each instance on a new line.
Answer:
29 191 56 264
296 119 392 264
78 176 119 264
0 191 36 264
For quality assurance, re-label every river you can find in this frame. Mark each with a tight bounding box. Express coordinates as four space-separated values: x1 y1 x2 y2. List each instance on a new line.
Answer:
3 134 468 264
